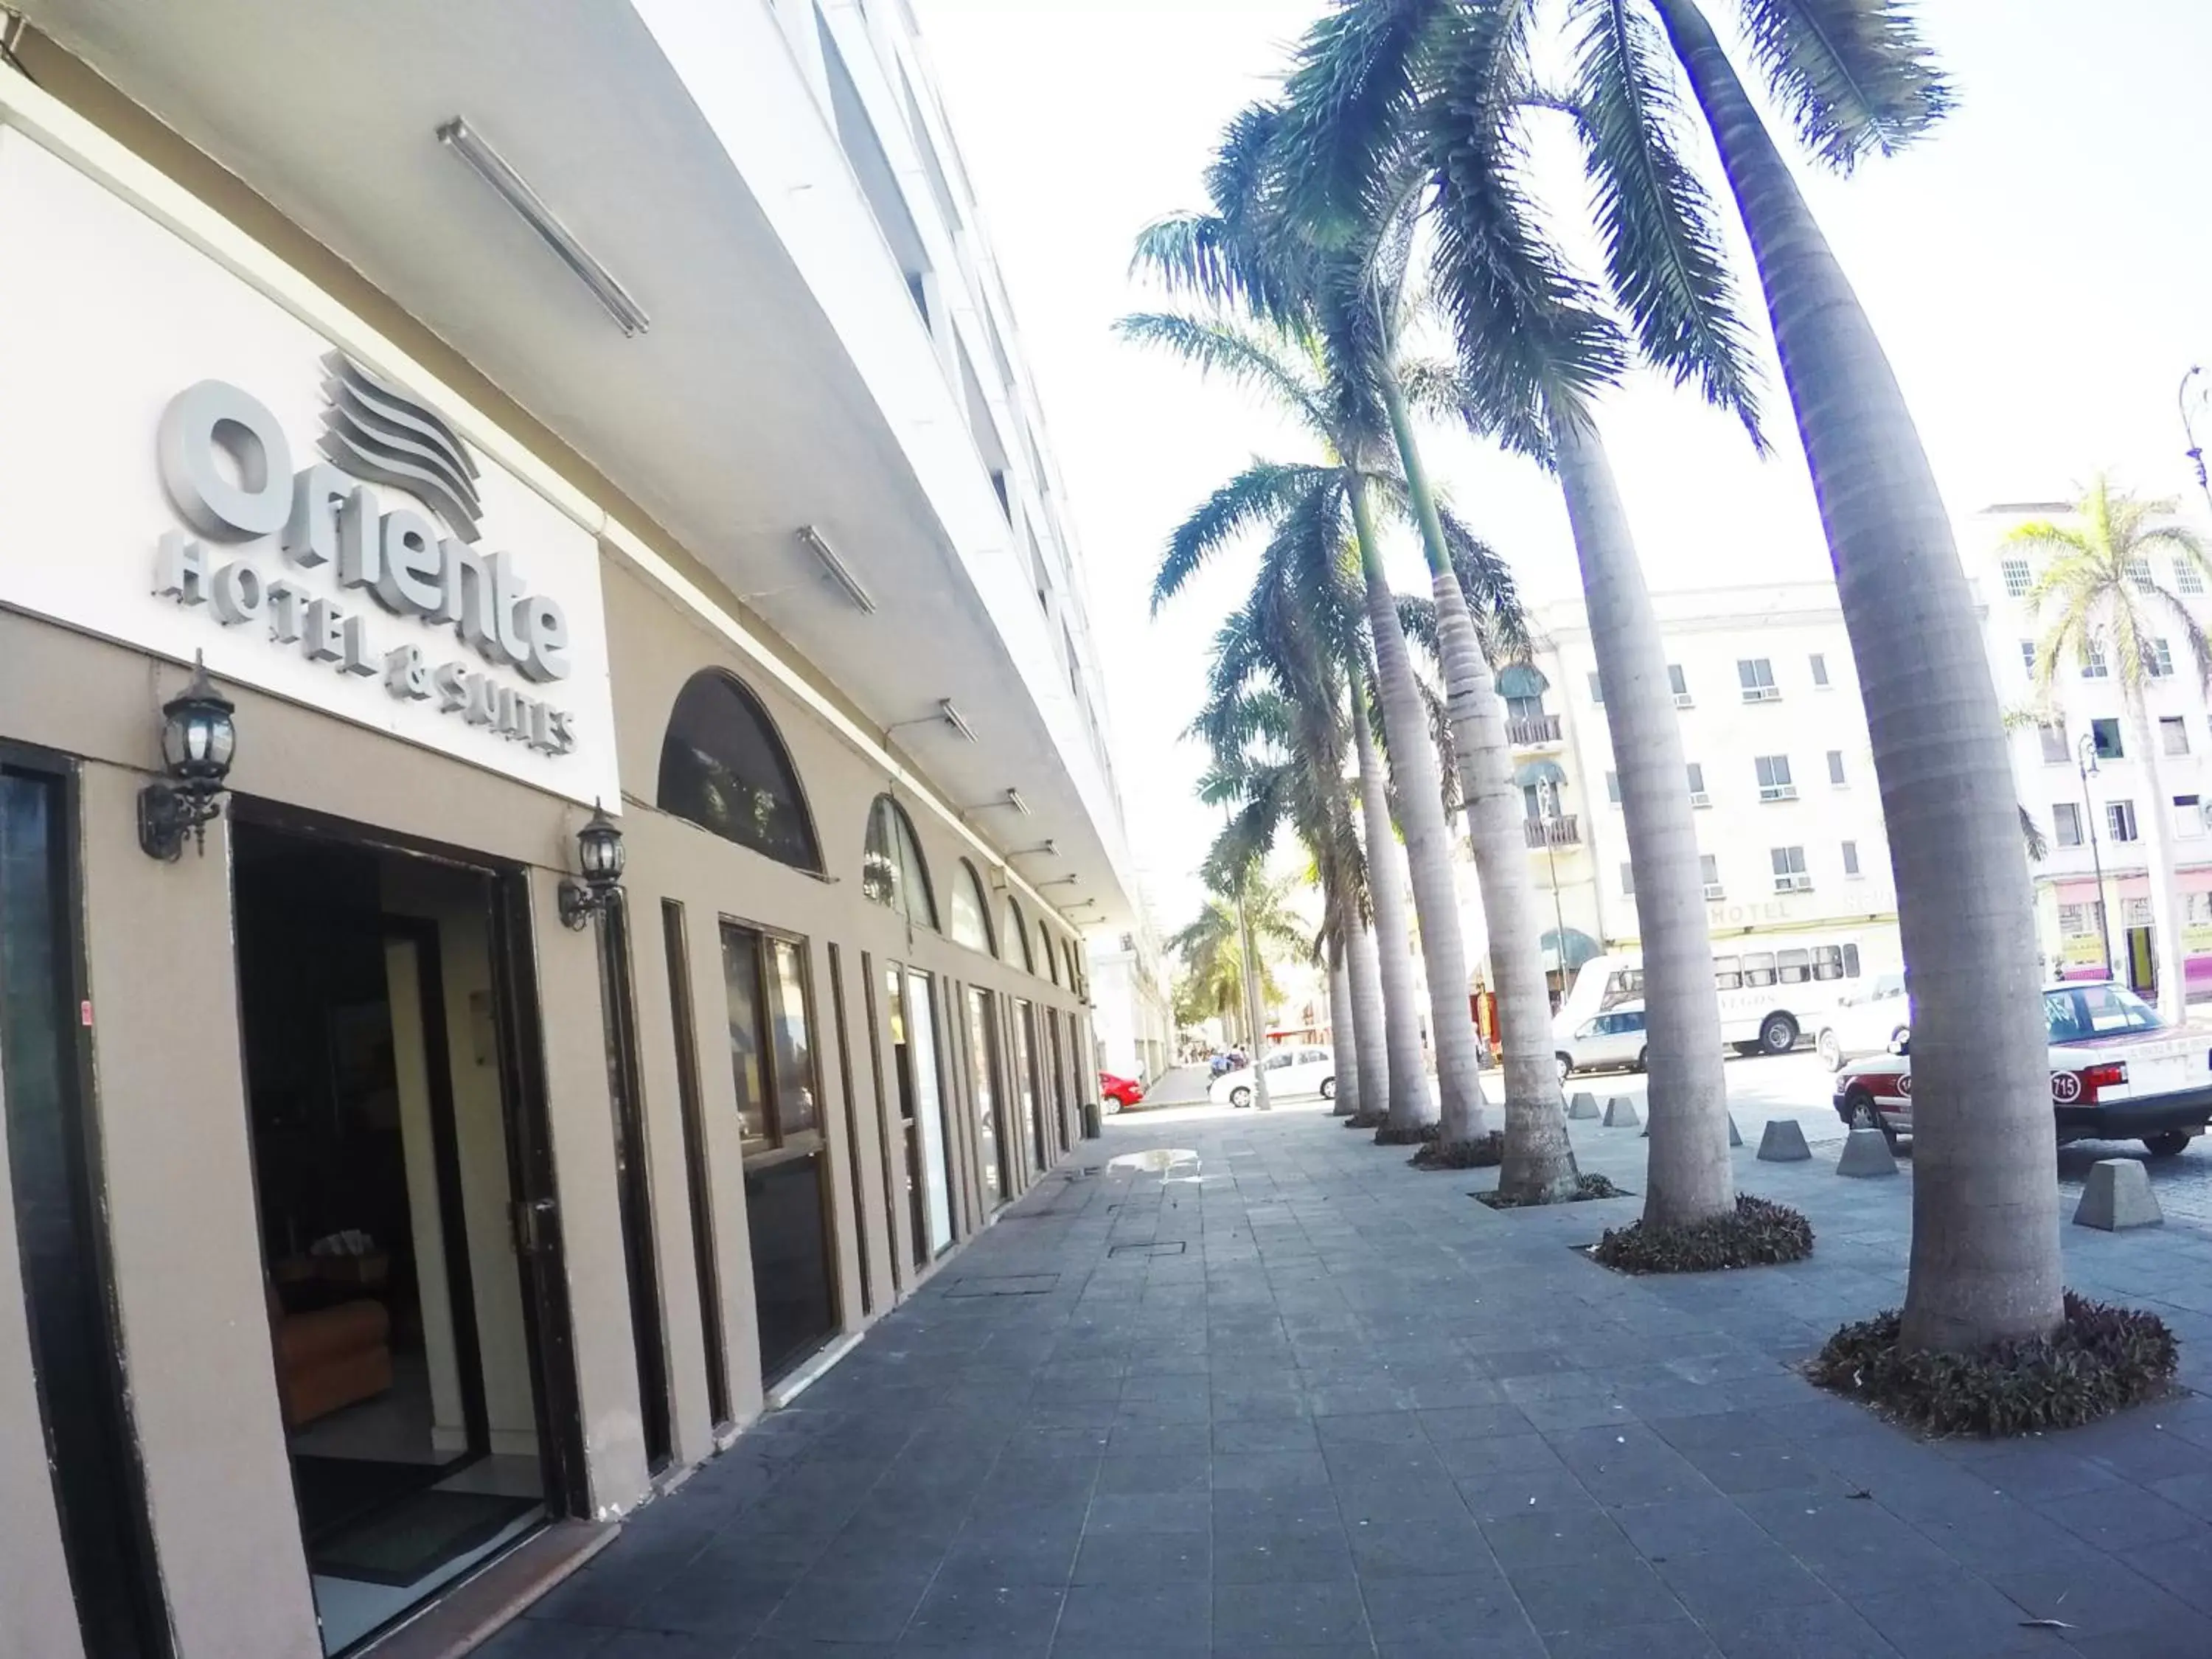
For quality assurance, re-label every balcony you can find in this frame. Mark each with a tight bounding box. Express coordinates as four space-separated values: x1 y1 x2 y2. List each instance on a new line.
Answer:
1507 713 1562 748
1525 815 1581 849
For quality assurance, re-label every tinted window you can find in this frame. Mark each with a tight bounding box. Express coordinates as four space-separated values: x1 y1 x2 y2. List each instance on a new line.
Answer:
863 796 939 930
2046 984 2162 1042
658 670 821 872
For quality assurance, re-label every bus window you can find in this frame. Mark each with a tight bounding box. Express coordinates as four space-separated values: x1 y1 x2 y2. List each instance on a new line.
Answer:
1601 969 1644 1009
1812 945 1844 981
1843 943 1861 977
1743 952 1777 987
1713 956 1742 990
1778 949 1811 984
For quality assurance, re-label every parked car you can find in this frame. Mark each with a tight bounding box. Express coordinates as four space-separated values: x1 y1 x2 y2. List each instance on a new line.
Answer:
1099 1072 1144 1113
1832 980 2212 1155
1815 973 1912 1071
1554 1002 1647 1085
1209 1046 1335 1107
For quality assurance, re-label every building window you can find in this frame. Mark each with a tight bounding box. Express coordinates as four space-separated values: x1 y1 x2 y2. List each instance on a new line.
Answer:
947 860 995 953
1700 853 1721 898
2082 640 2109 679
1005 896 1035 971
2092 717 2124 759
2020 639 2037 677
2126 896 2154 928
2164 717 2191 755
2000 558 2031 597
2059 900 2105 940
1605 771 1621 804
1686 762 1708 804
2107 800 2139 843
658 669 824 872
1669 664 1691 706
2150 638 2176 678
2177 796 2205 841
1771 846 1810 891
1588 671 1604 705
2039 721 2068 764
1842 840 1862 877
2053 801 2084 846
1620 861 1635 896
2191 892 2212 931
863 795 940 929
1809 653 1829 687
2179 560 2206 596
1827 750 1847 787
2128 557 2155 590
1755 754 1795 801
1738 658 1778 701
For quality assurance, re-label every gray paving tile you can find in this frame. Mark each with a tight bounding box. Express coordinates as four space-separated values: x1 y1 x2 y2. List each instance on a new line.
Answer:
1361 1568 1522 1643
1051 1579 1207 1653
1069 1528 1209 1584
1649 1544 1833 1622
2031 1482 2205 1550
1852 1579 2056 1658
900 1579 1064 1649
1212 1577 1371 1649
1698 1598 1902 1658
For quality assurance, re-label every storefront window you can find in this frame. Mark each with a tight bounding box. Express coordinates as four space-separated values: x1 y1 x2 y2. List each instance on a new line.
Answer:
862 796 939 930
765 938 818 1137
721 928 769 1144
948 860 994 953
658 670 822 872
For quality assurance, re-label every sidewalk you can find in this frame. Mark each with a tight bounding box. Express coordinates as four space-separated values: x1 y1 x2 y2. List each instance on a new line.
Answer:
498 1104 2212 1658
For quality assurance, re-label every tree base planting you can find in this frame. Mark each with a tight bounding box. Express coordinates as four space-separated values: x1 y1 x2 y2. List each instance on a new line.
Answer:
1374 1121 1440 1147
1804 1293 2178 1437
1478 1173 1627 1208
1587 1194 1813 1273
1410 1131 1501 1169
1343 1109 1388 1130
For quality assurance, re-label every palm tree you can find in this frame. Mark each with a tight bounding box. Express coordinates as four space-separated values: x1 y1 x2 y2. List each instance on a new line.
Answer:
1127 310 1498 1141
1267 0 1739 1225
1169 874 1312 1102
1135 119 1576 1194
2018 478 2212 1021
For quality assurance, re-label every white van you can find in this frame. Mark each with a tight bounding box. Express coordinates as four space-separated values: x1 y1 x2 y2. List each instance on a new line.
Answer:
1554 933 1896 1062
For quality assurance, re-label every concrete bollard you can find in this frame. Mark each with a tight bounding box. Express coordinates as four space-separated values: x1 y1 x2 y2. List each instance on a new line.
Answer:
1728 1114 1744 1149
1568 1092 1600 1120
1757 1120 1812 1162
1836 1126 1898 1178
1603 1096 1641 1129
2075 1159 2163 1230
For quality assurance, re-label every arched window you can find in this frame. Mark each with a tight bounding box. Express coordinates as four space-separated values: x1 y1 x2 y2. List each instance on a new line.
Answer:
948 860 994 954
1064 940 1082 995
1042 922 1061 984
863 796 938 930
657 669 821 872
1005 896 1034 972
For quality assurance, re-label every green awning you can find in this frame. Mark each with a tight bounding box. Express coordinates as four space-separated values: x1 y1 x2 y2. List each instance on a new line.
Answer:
1540 928 1599 974
1514 758 1568 788
1495 662 1549 699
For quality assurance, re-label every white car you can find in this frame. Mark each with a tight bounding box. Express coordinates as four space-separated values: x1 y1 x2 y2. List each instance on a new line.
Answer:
1815 973 1911 1071
1211 1046 1335 1107
1832 980 2212 1156
1555 1002 1647 1085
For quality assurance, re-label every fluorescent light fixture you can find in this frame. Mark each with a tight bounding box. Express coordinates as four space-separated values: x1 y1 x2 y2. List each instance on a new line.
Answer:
796 525 877 615
1037 874 1079 888
436 118 650 337
1005 787 1031 816
939 699 976 743
1011 840 1059 858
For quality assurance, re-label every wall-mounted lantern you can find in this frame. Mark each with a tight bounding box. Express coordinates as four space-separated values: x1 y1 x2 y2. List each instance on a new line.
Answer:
558 800 626 929
139 652 237 861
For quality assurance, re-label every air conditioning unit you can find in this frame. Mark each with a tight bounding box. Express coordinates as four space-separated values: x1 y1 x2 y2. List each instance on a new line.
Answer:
1759 785 1799 802
1773 874 1813 893
1742 686 1782 703
1688 791 1711 808
1673 693 1695 709
1703 883 1725 900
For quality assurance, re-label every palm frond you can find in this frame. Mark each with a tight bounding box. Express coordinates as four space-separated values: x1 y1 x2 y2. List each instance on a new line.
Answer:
1733 0 1952 173
1116 311 1337 442
1571 0 1765 445
1152 460 1334 613
2019 804 2048 864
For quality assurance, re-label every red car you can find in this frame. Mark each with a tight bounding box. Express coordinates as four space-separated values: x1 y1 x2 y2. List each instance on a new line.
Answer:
1099 1072 1144 1113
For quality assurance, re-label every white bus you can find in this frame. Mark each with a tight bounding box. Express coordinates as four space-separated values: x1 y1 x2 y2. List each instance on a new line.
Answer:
1553 929 1901 1062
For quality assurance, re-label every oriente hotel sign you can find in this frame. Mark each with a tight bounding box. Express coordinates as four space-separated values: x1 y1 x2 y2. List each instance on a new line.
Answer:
152 353 579 757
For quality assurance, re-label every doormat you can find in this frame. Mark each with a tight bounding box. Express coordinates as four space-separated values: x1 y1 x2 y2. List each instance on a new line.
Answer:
308 1488 541 1588
293 1455 451 1543
945 1273 1060 1296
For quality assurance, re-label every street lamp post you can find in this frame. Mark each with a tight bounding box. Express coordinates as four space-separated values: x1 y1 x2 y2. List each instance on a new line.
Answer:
2078 731 2115 979
2183 366 2212 521
1538 779 1571 1008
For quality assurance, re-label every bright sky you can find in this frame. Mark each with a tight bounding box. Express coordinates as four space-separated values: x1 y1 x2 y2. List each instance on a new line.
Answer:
910 0 2212 937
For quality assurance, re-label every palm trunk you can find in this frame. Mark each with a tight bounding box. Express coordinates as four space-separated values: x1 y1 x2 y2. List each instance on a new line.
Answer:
2128 698 2189 1020
1236 883 1274 1111
1350 664 1432 1124
1343 872 1392 1121
1652 0 2062 1348
1346 471 1488 1138
1549 401 1733 1225
1325 910 1359 1116
1383 379 1576 1192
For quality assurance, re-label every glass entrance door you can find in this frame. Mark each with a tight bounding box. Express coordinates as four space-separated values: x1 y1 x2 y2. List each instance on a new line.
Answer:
1 762 165 1658
720 924 838 1382
1012 1001 1044 1174
885 967 953 1260
964 989 1005 1208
